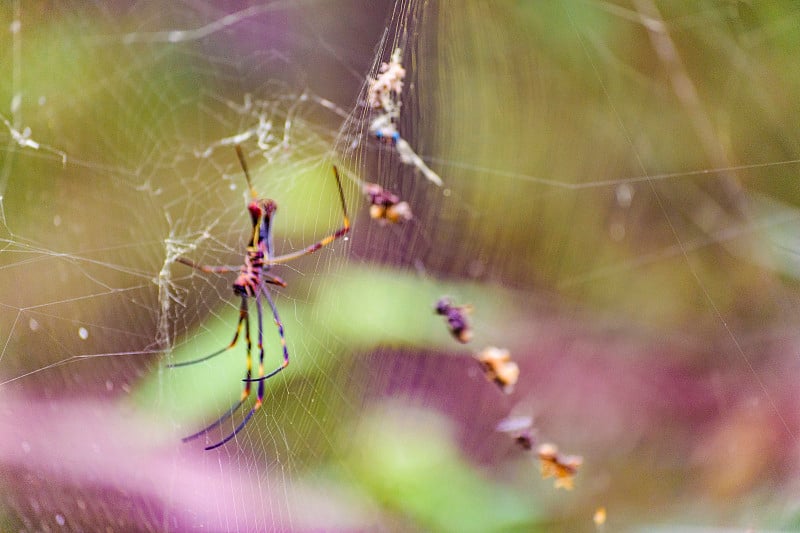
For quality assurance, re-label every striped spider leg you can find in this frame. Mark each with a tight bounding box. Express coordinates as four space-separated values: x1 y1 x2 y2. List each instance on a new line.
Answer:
170 145 350 450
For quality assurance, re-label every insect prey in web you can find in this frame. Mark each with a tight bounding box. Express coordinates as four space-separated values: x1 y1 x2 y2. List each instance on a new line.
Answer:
363 182 413 225
537 442 583 490
475 346 519 394
367 47 443 186
435 296 473 343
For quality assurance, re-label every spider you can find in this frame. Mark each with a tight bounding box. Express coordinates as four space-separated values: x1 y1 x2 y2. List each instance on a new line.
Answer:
169 145 350 450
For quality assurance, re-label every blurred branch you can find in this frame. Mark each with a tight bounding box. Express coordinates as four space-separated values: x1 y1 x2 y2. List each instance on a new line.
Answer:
634 0 751 222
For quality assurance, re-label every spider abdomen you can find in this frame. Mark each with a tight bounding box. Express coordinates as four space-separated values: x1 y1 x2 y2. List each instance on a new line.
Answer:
233 250 265 297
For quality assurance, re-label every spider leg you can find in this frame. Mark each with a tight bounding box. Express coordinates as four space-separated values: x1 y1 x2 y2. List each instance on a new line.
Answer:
168 296 249 368
243 286 289 383
262 272 287 287
203 288 267 450
181 396 247 443
182 296 255 450
176 257 241 274
203 405 259 450
267 166 350 265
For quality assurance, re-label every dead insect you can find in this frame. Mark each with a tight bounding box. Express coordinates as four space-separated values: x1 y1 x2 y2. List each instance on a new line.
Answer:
495 415 535 451
435 297 472 343
537 442 583 490
363 182 412 224
476 346 519 394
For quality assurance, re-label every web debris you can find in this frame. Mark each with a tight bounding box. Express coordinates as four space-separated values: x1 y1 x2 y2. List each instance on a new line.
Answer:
192 91 343 165
367 48 443 186
2 108 67 167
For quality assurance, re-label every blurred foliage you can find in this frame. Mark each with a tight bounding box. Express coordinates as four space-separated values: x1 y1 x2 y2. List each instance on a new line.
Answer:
340 402 541 532
426 0 800 331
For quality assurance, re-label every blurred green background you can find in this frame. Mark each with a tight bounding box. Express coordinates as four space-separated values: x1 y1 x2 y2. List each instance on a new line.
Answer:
2 1 800 531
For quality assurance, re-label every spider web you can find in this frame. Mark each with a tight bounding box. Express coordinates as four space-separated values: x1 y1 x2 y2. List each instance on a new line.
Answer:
2 1 800 531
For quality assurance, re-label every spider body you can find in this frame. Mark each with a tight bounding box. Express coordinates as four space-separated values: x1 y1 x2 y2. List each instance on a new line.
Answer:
170 146 349 450
233 200 284 298
232 249 264 297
